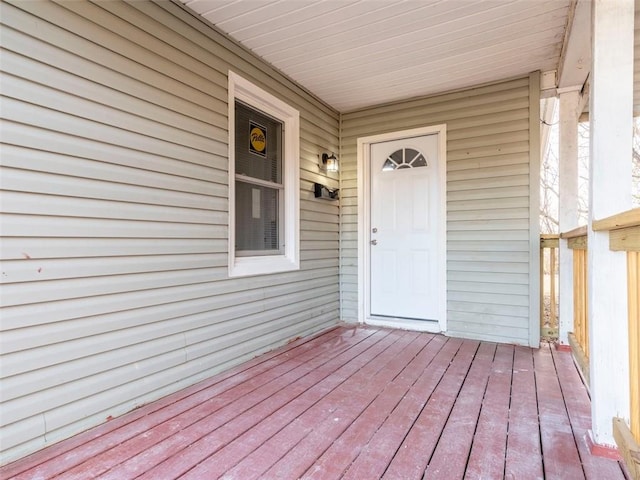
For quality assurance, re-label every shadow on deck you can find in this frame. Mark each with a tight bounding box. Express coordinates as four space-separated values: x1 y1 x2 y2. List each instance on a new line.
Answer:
0 326 629 479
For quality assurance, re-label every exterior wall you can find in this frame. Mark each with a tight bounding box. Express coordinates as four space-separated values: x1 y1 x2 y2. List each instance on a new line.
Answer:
0 0 340 464
340 76 539 346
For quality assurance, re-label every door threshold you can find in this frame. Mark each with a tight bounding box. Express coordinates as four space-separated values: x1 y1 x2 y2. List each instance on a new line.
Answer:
364 317 442 333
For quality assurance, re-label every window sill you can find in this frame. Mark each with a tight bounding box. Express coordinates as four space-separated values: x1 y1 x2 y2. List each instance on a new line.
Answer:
229 254 299 277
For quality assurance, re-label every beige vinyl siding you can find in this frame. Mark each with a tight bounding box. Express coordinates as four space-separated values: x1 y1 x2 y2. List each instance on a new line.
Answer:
340 76 538 345
0 0 339 464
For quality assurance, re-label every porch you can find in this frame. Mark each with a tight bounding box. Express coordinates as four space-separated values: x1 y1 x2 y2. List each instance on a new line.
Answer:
0 326 628 480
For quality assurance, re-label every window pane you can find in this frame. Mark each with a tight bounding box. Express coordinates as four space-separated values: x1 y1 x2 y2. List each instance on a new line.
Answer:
235 181 279 252
235 101 282 184
382 148 428 171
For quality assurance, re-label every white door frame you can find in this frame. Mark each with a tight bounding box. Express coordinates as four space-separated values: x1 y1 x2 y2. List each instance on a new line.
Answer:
357 125 447 333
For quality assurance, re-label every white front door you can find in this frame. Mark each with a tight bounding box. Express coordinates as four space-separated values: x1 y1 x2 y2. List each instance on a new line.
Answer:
369 133 441 322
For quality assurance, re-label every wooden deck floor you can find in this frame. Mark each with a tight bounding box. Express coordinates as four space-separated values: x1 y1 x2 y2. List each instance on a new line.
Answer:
1 326 629 479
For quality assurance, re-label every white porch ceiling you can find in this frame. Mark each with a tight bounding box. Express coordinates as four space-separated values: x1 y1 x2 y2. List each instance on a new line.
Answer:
178 0 573 112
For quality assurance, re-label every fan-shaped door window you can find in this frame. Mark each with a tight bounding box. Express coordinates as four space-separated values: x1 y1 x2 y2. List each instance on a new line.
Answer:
382 148 428 171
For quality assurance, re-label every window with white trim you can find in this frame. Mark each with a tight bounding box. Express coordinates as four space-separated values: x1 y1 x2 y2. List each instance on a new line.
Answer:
228 72 300 277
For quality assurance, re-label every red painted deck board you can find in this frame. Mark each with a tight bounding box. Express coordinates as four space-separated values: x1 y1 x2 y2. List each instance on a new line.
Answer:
140 328 397 479
0 327 628 480
306 334 448 480
102 328 392 480
423 341 497 479
339 336 461 480
222 330 420 479
505 346 545 479
464 344 514 480
535 343 585 479
381 339 480 479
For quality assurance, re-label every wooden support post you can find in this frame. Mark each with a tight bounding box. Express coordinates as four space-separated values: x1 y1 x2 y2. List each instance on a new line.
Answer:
558 89 581 345
588 0 634 447
550 246 557 332
629 251 640 443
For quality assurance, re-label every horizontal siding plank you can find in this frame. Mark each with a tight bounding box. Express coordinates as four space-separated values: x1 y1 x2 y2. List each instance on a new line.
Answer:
448 251 529 263
446 324 528 344
447 230 530 241
448 280 529 295
342 95 530 134
447 152 529 172
2 73 224 153
0 3 227 114
1 144 226 195
4 316 339 460
1 124 229 177
1 191 225 224
45 309 338 431
0 416 46 461
448 260 529 274
447 185 530 201
448 207 529 222
448 197 530 211
447 271 529 285
0 168 226 209
448 130 529 151
448 291 529 307
0 214 227 238
0 26 225 129
2 98 226 165
2 53 222 140
1 266 228 307
0 238 227 260
448 175 529 192
447 240 530 252
447 219 530 231
0 253 225 284
446 118 530 141
2 282 340 401
15 0 228 102
1 268 339 343
447 301 529 318
448 311 529 329
447 163 530 182
343 77 530 118
58 0 230 91
341 102 530 141
342 82 529 125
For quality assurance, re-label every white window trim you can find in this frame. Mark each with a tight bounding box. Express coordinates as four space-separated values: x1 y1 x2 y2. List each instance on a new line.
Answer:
228 71 300 277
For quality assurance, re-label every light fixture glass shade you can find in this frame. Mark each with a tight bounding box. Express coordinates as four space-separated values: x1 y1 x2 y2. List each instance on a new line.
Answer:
325 154 338 172
321 153 339 173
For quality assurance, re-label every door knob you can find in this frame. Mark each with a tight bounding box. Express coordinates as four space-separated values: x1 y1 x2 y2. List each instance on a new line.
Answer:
371 239 378 245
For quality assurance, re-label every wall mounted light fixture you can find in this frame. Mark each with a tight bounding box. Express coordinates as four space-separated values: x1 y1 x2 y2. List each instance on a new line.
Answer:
314 183 339 201
319 152 339 173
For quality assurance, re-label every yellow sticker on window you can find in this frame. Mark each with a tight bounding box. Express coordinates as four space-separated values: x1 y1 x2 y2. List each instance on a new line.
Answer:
249 122 266 157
